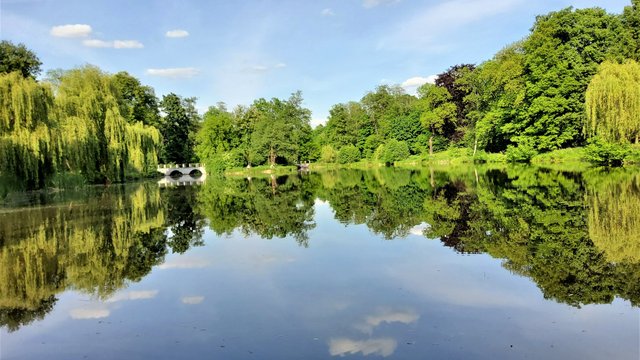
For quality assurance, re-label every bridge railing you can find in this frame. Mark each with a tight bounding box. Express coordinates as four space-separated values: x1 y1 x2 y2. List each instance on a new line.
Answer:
158 163 204 169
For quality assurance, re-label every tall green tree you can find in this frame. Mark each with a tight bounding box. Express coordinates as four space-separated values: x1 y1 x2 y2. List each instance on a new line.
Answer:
159 93 199 164
112 72 161 128
461 43 526 153
417 84 456 155
0 72 56 189
623 0 640 60
250 91 311 167
55 66 128 183
0 41 42 79
585 60 640 144
515 7 627 151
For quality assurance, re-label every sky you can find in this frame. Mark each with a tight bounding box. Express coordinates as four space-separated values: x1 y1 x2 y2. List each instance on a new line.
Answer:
0 0 632 126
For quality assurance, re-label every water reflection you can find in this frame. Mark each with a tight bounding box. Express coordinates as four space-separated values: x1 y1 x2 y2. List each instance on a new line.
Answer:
1 165 639 349
0 184 204 332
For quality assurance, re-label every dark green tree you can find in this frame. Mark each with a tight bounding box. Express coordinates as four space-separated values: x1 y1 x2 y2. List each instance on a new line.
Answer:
0 41 42 78
159 93 199 164
112 71 161 128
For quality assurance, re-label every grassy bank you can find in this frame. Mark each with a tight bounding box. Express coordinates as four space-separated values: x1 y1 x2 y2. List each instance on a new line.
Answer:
221 146 640 178
224 165 299 177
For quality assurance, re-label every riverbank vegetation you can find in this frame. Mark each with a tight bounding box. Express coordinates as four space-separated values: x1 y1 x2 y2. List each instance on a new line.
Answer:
1 1 639 190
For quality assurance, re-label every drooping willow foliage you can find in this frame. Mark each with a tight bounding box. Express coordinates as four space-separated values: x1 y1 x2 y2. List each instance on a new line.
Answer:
55 66 129 183
125 121 161 175
0 66 162 188
585 60 640 143
0 72 57 189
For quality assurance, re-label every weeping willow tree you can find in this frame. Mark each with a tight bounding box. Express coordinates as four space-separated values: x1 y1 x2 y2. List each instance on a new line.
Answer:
125 121 161 175
0 72 57 189
54 66 129 183
587 170 640 264
585 60 640 144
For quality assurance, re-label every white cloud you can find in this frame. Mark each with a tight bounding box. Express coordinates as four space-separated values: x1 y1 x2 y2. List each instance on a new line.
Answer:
146 67 200 78
69 307 110 319
50 24 92 38
409 222 431 236
114 40 144 49
181 296 205 305
321 8 335 16
328 338 397 357
402 75 436 89
82 39 144 49
105 290 158 303
82 39 112 48
355 309 420 334
245 63 287 73
166 29 189 38
158 257 210 268
363 0 399 8
379 0 523 50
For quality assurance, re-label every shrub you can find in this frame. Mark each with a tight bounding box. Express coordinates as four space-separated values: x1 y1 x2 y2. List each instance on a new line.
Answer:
363 134 383 159
381 139 410 165
337 144 361 164
207 150 244 173
320 145 338 163
584 138 630 166
506 142 538 163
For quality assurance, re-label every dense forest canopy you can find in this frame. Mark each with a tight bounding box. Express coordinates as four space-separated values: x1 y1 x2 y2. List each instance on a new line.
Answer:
1 1 640 188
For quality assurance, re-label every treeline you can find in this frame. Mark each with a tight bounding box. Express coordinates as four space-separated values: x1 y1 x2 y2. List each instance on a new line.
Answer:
0 41 199 190
194 92 312 171
308 2 640 165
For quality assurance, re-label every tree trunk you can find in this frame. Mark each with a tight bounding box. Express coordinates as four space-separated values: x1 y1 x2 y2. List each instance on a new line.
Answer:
636 134 639 144
473 137 478 157
269 146 276 168
430 167 435 188
270 174 277 194
429 136 433 156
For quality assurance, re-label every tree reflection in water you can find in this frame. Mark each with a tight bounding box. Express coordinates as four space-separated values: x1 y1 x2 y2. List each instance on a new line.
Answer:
1 165 639 331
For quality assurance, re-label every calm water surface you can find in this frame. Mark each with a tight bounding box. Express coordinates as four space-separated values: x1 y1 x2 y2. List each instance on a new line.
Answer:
1 167 638 359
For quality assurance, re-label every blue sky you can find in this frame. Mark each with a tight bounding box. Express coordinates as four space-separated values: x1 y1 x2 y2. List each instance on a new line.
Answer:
0 0 631 125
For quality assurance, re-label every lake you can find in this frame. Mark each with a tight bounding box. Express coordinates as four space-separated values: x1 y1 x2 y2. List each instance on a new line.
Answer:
1 166 638 359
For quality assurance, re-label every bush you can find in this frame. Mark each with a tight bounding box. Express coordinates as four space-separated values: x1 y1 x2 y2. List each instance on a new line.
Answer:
337 144 361 164
207 150 244 172
506 142 538 163
584 138 630 166
320 145 338 163
363 135 383 159
381 139 410 165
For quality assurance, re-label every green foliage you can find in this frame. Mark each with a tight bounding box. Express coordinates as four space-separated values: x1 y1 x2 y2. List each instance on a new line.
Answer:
584 137 630 166
337 144 361 164
506 140 538 163
381 139 410 165
320 145 338 163
0 41 42 78
159 93 199 164
112 71 161 127
0 72 56 189
585 60 640 144
516 7 627 151
623 0 640 60
249 92 311 166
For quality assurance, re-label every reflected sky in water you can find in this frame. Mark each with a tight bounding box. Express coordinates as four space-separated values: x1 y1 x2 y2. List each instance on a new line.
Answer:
1 168 639 359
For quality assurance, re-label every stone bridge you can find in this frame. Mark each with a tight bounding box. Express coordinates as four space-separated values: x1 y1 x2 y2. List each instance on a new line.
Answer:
157 163 206 177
